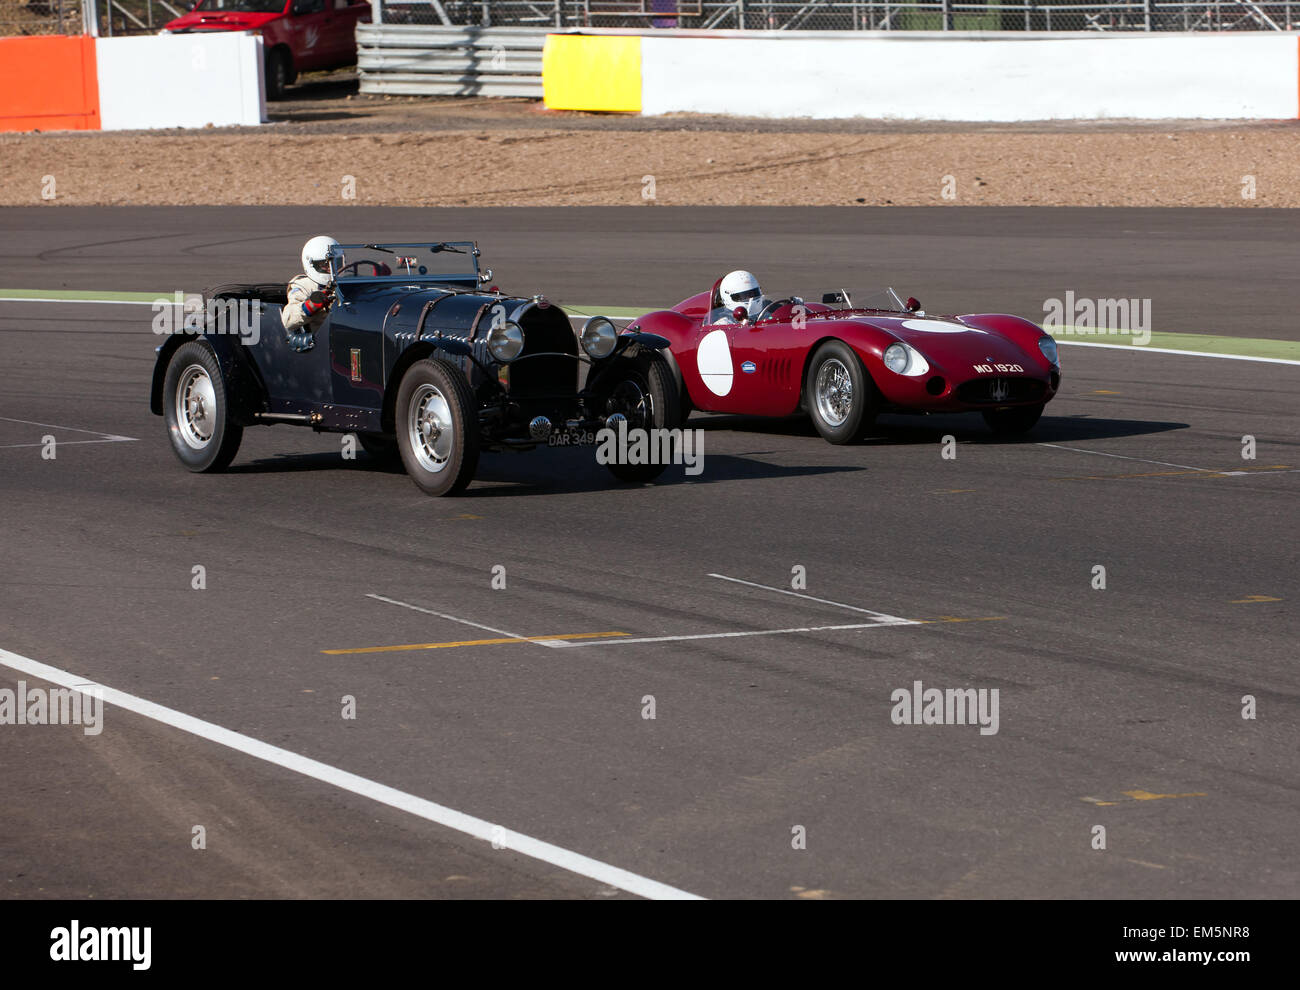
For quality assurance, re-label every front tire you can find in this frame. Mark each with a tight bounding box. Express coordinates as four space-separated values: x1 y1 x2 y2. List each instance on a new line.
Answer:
162 341 243 472
595 353 680 484
806 340 877 444
983 404 1044 436
394 359 480 496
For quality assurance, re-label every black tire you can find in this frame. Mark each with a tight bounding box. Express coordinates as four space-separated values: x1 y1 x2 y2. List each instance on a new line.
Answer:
356 431 400 463
265 49 291 100
983 404 1044 436
595 352 680 483
805 339 877 444
162 340 243 472
394 359 480 496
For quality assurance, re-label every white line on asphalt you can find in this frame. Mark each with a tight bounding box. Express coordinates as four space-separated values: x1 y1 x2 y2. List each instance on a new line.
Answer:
1035 443 1218 474
0 645 702 900
0 416 138 441
0 439 139 449
707 573 911 623
1056 340 1300 366
365 593 566 649
561 620 917 647
0 298 162 306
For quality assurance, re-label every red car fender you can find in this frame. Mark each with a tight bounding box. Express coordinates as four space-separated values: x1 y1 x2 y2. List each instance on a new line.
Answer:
957 313 1054 365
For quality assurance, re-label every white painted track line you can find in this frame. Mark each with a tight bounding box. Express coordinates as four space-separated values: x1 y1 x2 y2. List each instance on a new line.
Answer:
0 645 702 900
707 573 912 624
1057 340 1300 366
0 297 161 306
1035 443 1218 474
563 620 916 647
0 416 137 441
366 593 570 649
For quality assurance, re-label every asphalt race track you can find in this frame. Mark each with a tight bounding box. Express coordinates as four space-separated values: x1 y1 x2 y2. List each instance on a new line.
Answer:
0 207 1296 899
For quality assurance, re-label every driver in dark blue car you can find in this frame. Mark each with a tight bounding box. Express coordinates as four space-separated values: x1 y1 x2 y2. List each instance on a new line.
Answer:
281 235 338 351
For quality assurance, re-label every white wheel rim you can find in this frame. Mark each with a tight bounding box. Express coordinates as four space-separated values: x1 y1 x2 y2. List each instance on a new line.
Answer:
175 364 217 449
408 383 453 473
815 357 853 428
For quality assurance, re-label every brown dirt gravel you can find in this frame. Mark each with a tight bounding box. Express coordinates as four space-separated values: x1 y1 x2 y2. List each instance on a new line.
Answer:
2 90 1297 208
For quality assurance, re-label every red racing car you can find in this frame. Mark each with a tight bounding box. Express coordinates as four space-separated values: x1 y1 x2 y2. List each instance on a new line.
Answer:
627 275 1061 443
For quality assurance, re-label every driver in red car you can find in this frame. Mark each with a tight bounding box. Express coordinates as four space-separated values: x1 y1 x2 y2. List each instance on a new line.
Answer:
709 270 769 324
281 235 339 351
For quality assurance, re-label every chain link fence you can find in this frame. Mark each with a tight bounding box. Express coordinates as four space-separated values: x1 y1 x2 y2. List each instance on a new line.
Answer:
0 0 187 35
4 0 1296 35
376 0 1300 30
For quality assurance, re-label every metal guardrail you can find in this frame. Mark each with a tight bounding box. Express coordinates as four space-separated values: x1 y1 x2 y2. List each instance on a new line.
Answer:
357 24 546 97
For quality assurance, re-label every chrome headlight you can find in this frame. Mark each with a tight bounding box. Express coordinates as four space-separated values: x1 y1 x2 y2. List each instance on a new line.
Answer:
580 316 618 360
1038 335 1059 366
488 321 524 363
882 341 930 377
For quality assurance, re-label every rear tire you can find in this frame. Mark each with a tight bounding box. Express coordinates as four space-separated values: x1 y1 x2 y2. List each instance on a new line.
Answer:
983 404 1044 436
595 353 680 484
162 341 243 472
395 359 480 496
805 340 877 444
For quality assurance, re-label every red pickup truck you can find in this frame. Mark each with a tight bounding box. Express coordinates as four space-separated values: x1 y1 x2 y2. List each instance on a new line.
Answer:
162 0 371 100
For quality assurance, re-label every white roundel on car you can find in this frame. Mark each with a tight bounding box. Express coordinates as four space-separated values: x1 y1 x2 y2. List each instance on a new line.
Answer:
900 319 987 334
697 328 733 396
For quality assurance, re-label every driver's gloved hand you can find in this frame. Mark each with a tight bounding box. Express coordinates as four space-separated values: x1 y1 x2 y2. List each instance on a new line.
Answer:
302 290 330 318
287 331 315 352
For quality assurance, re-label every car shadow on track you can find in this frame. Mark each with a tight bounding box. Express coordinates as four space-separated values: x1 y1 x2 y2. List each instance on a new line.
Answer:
691 412 1189 445
465 452 862 497
224 447 862 494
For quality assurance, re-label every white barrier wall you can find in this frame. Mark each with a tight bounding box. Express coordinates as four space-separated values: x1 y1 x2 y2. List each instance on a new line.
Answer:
640 33 1300 121
97 33 265 131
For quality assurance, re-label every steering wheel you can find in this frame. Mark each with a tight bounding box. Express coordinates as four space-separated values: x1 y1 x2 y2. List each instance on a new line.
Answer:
337 259 392 277
754 298 799 322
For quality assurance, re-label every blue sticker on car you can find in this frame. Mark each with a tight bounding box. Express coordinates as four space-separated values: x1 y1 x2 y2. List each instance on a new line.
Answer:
741 361 757 374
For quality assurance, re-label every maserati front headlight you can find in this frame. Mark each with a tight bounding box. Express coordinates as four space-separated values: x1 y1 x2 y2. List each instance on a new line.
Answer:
1038 335 1059 366
883 341 930 377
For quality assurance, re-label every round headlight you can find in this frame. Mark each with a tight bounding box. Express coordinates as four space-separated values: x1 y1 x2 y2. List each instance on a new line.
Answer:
1038 335 1059 366
580 316 618 360
488 321 524 363
882 341 929 376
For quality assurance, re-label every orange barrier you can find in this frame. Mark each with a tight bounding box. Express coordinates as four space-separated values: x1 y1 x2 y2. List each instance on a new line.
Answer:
0 35 100 132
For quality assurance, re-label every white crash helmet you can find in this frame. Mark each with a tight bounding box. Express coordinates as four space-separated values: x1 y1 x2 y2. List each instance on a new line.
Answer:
301 235 340 286
719 270 765 319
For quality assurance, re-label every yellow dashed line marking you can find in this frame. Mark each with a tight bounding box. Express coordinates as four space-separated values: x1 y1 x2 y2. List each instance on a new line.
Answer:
1122 789 1207 802
1231 595 1281 604
1087 389 1122 394
1082 789 1207 806
323 631 629 655
1125 859 1169 870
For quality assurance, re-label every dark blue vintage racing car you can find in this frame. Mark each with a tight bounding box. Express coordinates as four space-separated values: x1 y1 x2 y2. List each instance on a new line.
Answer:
150 241 679 495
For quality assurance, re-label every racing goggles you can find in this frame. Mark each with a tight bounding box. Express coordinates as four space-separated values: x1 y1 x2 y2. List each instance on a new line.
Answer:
731 287 762 302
